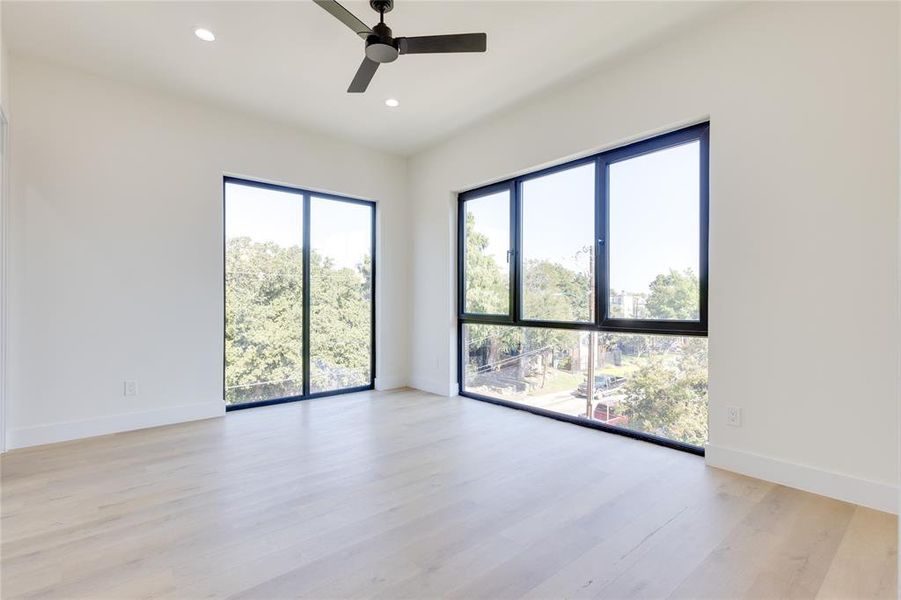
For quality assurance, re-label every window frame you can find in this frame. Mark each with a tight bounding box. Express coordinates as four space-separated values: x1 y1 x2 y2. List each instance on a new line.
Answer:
599 124 709 335
455 123 709 453
516 156 598 327
223 176 376 411
457 181 515 322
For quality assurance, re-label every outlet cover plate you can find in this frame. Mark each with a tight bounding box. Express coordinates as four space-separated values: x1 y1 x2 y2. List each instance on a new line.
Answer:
726 406 741 427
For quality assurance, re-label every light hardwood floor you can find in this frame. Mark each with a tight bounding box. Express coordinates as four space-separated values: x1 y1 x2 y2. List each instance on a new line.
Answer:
1 388 897 599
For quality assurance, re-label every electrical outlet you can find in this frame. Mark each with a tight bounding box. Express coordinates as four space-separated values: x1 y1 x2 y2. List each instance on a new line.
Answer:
124 381 138 396
726 406 741 427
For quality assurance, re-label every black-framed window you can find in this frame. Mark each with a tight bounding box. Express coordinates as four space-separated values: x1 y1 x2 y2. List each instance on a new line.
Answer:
457 123 709 453
519 160 596 324
224 177 375 411
460 184 513 318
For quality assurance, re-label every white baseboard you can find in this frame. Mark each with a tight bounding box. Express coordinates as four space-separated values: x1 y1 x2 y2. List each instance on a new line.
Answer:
7 401 225 450
409 375 457 397
374 375 407 391
705 443 898 514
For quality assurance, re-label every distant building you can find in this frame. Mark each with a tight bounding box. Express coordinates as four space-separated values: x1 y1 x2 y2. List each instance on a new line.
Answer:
609 292 647 319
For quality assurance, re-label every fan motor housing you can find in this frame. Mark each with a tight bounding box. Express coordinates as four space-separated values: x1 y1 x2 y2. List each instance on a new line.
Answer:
366 23 399 63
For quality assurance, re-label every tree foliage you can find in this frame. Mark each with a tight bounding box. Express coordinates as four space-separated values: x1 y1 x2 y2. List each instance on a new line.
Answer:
522 257 591 322
225 237 371 405
616 338 709 446
463 212 507 315
310 251 372 392
646 268 700 320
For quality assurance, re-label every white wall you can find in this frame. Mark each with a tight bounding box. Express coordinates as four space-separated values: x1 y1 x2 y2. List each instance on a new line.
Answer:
408 1 899 513
7 56 410 448
0 10 8 452
897 0 901 559
0 3 7 110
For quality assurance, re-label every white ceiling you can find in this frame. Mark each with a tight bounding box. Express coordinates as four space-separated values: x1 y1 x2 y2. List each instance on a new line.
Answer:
4 1 728 154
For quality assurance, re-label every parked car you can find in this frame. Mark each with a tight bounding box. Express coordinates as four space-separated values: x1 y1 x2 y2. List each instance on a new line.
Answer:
573 374 625 398
593 401 629 426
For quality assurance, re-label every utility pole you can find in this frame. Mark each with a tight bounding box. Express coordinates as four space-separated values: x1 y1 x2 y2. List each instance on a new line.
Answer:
586 331 595 418
585 242 596 420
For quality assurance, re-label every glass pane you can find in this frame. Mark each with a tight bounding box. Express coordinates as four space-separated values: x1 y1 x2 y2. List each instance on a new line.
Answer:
608 141 701 320
225 182 303 405
461 325 708 447
521 163 595 322
463 191 510 315
594 333 708 446
310 198 373 393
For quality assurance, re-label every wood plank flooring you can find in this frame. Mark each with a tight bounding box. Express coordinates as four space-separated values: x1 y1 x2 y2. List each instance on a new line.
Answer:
1 388 897 599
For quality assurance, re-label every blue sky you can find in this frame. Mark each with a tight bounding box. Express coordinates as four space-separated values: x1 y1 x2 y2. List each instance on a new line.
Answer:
467 141 699 295
225 182 371 270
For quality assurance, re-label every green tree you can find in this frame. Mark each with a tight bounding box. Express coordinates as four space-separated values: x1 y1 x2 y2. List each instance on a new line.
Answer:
645 268 700 320
224 236 372 404
616 337 708 446
522 258 591 323
225 237 304 404
309 251 372 391
463 212 507 315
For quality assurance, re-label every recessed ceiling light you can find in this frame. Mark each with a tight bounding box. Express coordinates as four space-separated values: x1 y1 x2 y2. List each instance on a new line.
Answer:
194 28 216 42
385 98 399 108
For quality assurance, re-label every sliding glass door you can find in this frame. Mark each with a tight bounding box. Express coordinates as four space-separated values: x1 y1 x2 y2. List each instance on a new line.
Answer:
224 178 375 409
224 181 304 405
309 197 374 393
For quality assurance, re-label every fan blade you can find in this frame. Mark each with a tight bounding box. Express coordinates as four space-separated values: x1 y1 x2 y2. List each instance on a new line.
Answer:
397 33 487 55
312 0 372 39
348 57 379 93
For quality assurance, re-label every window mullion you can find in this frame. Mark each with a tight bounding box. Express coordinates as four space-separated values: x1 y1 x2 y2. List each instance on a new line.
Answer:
302 192 311 398
699 126 710 328
457 198 466 318
511 180 521 323
595 157 606 327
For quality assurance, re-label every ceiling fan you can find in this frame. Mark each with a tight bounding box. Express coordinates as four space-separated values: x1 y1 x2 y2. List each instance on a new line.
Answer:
313 0 487 93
